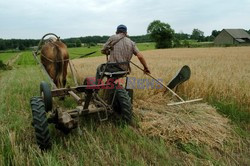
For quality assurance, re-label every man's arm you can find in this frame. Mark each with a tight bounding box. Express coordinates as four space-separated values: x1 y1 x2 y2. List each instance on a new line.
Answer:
136 52 151 74
101 37 112 55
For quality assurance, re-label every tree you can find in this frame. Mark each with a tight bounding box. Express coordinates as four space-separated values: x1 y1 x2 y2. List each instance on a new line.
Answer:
211 30 221 37
174 32 190 40
190 28 204 42
246 29 250 35
75 39 81 47
183 40 190 48
65 43 76 48
0 39 6 50
173 38 181 48
147 20 174 48
18 44 25 50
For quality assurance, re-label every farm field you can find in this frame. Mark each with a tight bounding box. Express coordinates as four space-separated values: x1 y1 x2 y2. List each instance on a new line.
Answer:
67 43 155 59
73 46 250 113
0 52 18 63
0 46 249 165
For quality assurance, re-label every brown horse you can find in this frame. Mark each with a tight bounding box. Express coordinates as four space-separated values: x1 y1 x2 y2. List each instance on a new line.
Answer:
41 38 69 88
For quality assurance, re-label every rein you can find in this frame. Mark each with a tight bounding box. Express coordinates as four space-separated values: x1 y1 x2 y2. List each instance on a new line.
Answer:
40 53 69 63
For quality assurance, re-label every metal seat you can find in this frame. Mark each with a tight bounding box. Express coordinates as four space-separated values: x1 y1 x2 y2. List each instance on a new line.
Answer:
100 70 129 78
99 62 129 78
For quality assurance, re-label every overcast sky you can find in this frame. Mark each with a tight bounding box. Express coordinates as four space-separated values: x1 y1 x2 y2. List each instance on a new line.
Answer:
0 0 249 39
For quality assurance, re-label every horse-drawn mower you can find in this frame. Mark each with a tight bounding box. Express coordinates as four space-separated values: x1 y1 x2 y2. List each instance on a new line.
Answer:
31 33 133 150
30 33 202 150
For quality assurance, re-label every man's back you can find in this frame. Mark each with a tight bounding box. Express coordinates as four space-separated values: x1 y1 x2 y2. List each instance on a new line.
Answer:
100 24 150 74
103 33 139 70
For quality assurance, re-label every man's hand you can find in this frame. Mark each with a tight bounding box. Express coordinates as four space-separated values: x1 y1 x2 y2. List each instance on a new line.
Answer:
136 52 150 74
143 67 151 74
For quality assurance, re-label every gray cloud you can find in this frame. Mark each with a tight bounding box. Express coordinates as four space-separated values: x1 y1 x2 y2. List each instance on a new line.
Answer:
0 0 249 39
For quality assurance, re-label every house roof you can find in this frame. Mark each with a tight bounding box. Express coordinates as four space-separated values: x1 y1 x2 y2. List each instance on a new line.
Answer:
235 38 246 43
224 29 250 39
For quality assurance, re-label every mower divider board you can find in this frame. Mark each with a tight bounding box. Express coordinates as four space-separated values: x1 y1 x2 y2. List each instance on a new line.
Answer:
167 65 191 89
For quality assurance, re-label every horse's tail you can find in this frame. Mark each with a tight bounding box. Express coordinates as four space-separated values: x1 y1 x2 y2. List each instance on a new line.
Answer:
54 45 64 88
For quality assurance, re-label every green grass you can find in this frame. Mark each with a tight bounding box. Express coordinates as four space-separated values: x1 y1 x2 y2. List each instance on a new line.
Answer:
180 40 214 48
68 45 103 59
0 52 215 165
68 43 156 59
176 142 207 159
15 51 36 66
136 42 155 51
4 43 155 64
0 66 182 165
210 98 250 130
0 52 18 63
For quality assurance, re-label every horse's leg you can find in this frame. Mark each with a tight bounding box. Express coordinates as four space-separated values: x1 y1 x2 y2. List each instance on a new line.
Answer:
42 61 55 84
41 47 57 87
47 64 56 86
63 60 69 87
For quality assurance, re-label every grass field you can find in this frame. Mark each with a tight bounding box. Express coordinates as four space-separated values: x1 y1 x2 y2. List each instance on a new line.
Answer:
68 43 155 59
0 52 18 63
0 46 249 165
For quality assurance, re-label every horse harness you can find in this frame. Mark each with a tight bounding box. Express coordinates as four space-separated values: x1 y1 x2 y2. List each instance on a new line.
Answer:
40 41 69 63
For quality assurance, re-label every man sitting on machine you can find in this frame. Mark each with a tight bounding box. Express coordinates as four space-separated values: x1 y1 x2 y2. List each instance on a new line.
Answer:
96 24 150 84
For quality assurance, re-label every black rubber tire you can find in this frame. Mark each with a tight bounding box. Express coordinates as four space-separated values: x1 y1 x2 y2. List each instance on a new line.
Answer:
40 81 52 112
30 97 51 150
113 88 132 123
126 89 133 105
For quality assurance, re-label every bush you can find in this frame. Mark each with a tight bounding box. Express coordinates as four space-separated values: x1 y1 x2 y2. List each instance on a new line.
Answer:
173 38 181 48
66 43 76 48
76 39 82 47
183 40 190 48
0 60 12 70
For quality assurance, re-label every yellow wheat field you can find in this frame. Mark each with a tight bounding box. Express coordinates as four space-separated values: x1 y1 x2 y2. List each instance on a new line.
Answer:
69 47 250 164
71 46 250 110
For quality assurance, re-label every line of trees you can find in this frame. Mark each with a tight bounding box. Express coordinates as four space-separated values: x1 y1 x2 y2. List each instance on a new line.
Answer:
62 35 153 48
0 35 153 50
0 25 249 51
0 39 38 51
